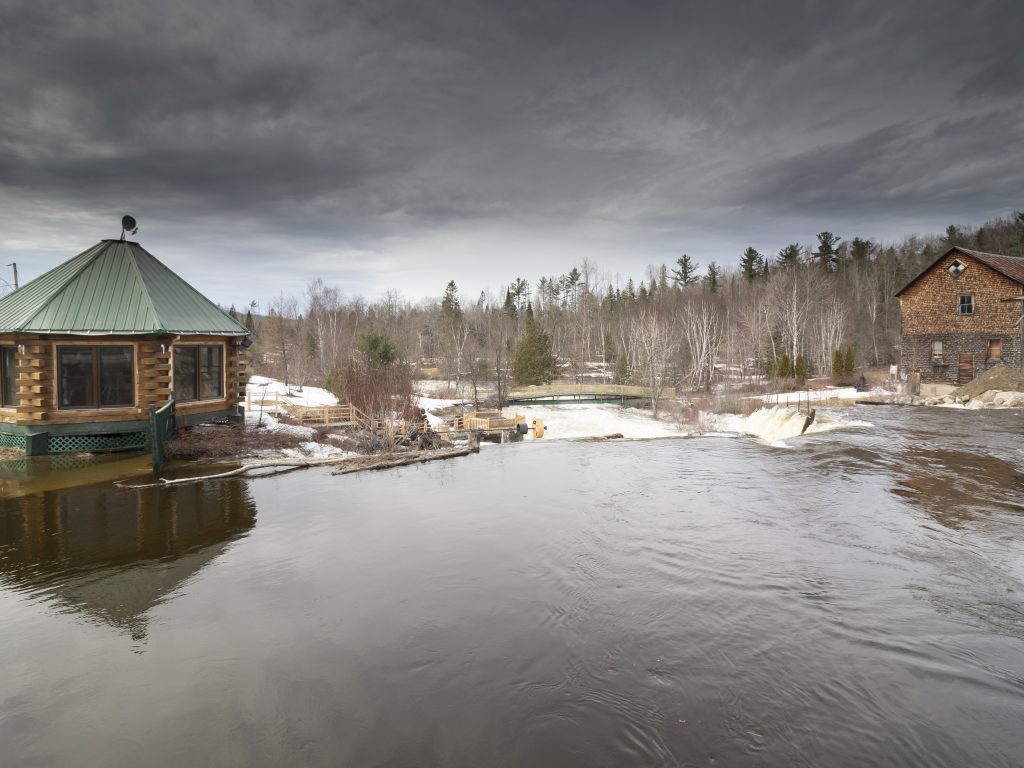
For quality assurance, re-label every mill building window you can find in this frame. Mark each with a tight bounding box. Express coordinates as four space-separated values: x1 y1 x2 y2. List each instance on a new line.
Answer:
958 294 974 315
988 339 1002 361
931 341 944 363
1 346 17 407
173 345 223 401
57 346 135 409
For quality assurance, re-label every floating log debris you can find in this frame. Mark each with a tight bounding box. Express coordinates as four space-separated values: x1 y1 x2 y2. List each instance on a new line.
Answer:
116 448 476 489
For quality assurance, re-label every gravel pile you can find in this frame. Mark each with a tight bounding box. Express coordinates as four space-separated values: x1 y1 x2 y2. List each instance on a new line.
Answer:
950 363 1024 400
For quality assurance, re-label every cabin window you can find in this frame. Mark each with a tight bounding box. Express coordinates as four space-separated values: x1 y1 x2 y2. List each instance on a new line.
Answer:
173 345 223 401
57 346 135 409
988 339 1002 361
958 294 974 315
931 340 943 363
1 346 16 407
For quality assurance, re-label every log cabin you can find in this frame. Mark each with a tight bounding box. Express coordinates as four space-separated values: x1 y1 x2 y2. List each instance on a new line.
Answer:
0 238 249 454
898 246 1024 385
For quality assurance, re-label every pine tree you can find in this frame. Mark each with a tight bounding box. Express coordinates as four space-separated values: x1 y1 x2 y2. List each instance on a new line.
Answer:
849 237 875 262
503 288 517 318
513 320 558 385
794 354 807 383
740 247 762 282
704 262 720 293
671 253 701 286
844 345 855 376
777 243 802 268
813 232 842 271
831 349 844 377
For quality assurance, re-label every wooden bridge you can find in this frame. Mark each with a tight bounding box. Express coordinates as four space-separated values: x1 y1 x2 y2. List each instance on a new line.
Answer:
506 383 675 405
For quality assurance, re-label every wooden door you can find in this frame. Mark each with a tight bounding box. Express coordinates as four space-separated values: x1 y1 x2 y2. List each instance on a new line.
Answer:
958 352 975 384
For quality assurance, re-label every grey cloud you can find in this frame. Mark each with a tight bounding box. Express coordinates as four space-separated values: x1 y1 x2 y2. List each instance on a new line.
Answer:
0 0 1021 304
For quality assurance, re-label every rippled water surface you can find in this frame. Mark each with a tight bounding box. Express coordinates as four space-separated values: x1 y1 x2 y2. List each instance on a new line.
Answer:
2 406 1023 767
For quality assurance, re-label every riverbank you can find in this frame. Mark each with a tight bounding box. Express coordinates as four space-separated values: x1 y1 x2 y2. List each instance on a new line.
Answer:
858 363 1024 410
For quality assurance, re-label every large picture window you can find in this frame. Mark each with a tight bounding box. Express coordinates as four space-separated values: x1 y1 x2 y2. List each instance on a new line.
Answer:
1 346 17 407
174 345 223 401
57 346 134 409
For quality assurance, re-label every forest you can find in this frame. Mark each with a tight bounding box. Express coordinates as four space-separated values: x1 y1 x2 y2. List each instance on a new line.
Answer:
238 212 1024 416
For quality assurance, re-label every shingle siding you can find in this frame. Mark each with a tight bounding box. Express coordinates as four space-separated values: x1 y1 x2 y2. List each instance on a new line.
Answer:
899 248 1024 384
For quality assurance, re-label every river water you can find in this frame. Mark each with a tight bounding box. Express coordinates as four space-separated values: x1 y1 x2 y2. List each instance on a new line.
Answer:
1 406 1023 767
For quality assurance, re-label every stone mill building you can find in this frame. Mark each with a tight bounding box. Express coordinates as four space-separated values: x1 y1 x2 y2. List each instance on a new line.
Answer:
898 246 1024 385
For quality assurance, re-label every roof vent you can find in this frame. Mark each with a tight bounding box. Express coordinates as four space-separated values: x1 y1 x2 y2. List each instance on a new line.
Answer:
120 214 138 241
947 259 966 278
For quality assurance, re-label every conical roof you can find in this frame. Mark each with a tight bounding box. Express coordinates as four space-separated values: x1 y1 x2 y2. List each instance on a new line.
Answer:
0 240 249 335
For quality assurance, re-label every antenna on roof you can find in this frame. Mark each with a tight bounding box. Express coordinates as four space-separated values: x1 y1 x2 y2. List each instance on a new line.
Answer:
120 214 139 241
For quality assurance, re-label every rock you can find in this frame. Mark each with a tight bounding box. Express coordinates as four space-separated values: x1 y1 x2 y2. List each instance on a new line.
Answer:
994 391 1024 407
978 389 999 403
965 398 986 410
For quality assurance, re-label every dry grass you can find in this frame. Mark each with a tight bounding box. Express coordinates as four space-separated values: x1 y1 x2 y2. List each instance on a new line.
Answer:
164 424 304 460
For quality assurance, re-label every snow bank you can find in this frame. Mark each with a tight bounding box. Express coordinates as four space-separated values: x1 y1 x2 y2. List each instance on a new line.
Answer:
244 410 316 439
278 441 357 459
715 407 872 446
246 376 339 409
512 403 685 440
754 387 862 405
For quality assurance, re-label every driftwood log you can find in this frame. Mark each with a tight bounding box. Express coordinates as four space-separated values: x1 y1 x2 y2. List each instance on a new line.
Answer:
115 447 476 490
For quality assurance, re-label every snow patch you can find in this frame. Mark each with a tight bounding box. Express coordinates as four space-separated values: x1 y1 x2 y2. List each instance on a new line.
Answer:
513 403 686 440
246 376 339 409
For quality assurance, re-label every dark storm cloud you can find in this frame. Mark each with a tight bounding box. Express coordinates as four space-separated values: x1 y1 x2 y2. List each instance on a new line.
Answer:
0 0 1021 303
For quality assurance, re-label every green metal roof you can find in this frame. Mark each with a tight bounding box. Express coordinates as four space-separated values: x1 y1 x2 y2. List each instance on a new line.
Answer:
0 240 249 336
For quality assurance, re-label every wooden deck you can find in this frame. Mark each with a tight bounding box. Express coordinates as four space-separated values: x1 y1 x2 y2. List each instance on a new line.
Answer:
506 383 674 404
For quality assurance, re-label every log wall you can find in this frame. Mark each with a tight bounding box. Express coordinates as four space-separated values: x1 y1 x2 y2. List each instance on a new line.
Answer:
0 334 246 428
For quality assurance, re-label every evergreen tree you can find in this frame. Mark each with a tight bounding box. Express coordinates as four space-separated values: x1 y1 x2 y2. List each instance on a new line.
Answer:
671 253 701 286
777 243 802 268
794 354 807 383
658 264 670 291
503 288 517 318
704 262 721 293
513 320 558 385
525 301 535 322
849 237 875 262
441 280 462 319
774 354 792 379
740 247 762 282
844 345 855 376
813 232 842 271
831 349 844 377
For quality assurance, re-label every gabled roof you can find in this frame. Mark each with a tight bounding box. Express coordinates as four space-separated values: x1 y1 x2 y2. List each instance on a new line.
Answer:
0 240 249 335
896 246 1024 297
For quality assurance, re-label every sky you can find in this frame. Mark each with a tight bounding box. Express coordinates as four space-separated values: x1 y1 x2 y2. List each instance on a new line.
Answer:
1 0 1022 309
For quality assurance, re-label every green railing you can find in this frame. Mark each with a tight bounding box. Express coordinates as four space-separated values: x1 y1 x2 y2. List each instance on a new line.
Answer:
150 398 176 473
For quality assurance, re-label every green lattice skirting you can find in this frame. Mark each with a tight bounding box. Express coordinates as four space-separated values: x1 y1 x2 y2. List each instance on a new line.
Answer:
0 432 27 450
46 431 148 454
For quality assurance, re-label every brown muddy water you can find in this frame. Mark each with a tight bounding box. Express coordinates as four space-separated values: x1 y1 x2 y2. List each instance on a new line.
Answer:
1 406 1023 767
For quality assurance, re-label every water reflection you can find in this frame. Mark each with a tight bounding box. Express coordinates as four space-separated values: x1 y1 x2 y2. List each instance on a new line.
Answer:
891 446 1024 528
0 481 256 638
0 451 153 497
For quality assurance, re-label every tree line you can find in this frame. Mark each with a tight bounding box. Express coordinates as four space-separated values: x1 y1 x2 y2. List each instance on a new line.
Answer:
236 211 1024 416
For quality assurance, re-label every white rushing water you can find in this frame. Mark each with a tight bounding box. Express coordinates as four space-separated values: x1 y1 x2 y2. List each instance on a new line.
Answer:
715 406 873 446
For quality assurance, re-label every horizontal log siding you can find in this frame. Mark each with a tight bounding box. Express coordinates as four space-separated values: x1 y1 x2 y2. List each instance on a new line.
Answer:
0 334 244 427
